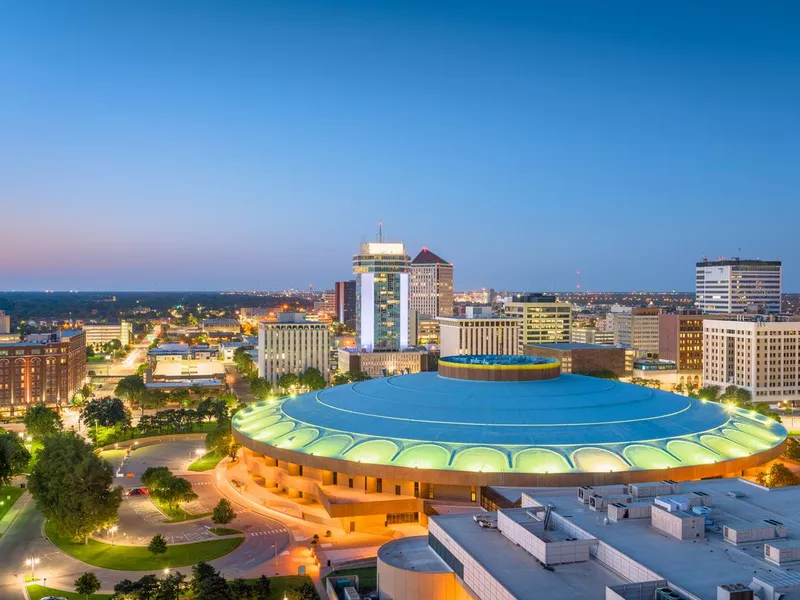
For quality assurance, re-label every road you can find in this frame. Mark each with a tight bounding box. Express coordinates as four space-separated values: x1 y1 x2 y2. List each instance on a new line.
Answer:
0 441 293 599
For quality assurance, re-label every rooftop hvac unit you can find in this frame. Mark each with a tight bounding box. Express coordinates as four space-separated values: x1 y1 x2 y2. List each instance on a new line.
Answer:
717 583 754 600
727 491 744 499
655 587 684 599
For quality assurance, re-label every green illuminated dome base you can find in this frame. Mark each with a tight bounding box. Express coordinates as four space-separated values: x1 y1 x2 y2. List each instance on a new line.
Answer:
233 360 787 486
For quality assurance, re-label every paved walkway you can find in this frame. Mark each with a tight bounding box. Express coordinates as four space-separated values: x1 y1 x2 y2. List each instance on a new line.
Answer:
0 490 31 537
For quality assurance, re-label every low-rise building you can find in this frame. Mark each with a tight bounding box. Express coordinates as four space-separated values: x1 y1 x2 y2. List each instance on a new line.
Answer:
524 342 629 377
83 320 133 351
379 479 800 600
0 330 86 414
571 325 615 345
201 318 241 333
337 347 432 378
438 309 519 357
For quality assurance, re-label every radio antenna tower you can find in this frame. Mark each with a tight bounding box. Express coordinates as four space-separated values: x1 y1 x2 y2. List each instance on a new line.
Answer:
377 221 384 242
575 270 582 291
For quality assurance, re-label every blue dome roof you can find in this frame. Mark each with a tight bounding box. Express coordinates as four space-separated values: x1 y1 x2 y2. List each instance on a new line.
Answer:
233 372 786 474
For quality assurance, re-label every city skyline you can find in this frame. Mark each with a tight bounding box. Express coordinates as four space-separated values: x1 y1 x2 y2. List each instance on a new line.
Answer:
2 1 799 291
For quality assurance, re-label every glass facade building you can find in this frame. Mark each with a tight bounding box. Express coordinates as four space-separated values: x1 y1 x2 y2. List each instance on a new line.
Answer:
353 241 411 351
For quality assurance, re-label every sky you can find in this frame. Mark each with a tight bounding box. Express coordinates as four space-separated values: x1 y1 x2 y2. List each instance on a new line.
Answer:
1 1 799 292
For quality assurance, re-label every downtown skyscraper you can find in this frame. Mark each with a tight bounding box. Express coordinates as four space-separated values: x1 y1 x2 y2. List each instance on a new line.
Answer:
353 236 411 351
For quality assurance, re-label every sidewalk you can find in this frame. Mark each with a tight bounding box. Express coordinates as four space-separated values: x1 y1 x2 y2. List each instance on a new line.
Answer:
0 491 30 537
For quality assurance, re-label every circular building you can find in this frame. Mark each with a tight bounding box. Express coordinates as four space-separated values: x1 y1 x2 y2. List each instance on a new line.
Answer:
233 356 786 531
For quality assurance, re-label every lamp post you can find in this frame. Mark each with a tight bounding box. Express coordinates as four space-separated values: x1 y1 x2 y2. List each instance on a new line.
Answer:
109 525 118 546
24 556 40 581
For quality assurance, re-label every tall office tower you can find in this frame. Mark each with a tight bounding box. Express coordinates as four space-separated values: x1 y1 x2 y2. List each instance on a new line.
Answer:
696 258 782 314
410 247 454 317
353 236 411 351
257 313 330 384
334 280 357 329
611 306 661 358
504 293 571 353
0 310 9 334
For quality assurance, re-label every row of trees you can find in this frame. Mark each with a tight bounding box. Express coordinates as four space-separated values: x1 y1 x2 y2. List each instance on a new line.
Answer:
247 368 371 400
696 384 779 420
110 561 318 600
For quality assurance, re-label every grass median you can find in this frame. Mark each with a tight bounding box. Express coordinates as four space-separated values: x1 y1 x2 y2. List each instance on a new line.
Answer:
45 521 244 570
28 585 112 600
188 449 224 472
0 485 25 523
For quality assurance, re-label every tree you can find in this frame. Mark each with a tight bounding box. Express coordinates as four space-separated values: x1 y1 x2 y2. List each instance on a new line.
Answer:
141 466 172 489
0 431 31 484
785 437 800 461
157 476 197 509
81 397 131 429
756 463 800 488
233 347 256 377
206 423 239 460
24 403 63 441
276 373 299 392
28 432 122 543
697 385 721 402
148 533 168 558
154 572 186 600
287 581 320 600
74 572 101 600
196 574 233 600
115 375 147 410
249 377 272 400
230 579 256 600
192 561 219 593
254 575 271 598
582 370 620 380
211 498 236 527
299 367 326 391
86 346 95 358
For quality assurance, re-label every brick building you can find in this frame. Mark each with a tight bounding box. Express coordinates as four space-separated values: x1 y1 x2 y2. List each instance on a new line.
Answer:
0 330 86 415
524 342 629 377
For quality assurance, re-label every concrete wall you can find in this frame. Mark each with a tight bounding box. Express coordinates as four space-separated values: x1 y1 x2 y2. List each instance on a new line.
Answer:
377 556 469 600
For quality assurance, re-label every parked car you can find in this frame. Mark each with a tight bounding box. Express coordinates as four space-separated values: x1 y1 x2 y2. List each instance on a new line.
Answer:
125 487 149 496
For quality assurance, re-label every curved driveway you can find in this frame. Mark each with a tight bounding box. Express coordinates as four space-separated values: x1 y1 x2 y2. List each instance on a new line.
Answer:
0 441 293 599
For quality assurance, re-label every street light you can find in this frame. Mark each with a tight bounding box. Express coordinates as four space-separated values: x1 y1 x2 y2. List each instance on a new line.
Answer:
109 525 118 546
24 556 40 581
195 448 205 457
163 568 170 575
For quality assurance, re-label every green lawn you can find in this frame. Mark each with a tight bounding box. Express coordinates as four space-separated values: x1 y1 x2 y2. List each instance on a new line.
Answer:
188 449 224 471
326 567 377 592
245 575 316 600
210 527 242 536
150 496 211 523
45 521 243 570
0 485 25 523
28 585 112 600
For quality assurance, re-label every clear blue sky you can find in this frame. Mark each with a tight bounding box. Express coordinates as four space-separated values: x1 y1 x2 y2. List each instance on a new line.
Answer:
2 1 799 291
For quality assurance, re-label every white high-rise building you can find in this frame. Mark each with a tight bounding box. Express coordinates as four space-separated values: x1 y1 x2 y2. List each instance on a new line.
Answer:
83 320 133 351
696 258 782 315
410 247 454 318
353 236 411 351
703 317 800 404
611 307 661 357
438 307 519 357
257 313 330 384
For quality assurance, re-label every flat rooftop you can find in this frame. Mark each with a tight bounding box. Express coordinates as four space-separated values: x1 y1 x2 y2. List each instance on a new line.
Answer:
378 536 451 573
525 479 800 600
431 512 624 599
527 343 622 351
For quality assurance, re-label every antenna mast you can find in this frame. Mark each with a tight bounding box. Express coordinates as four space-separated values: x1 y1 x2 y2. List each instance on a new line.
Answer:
377 221 383 242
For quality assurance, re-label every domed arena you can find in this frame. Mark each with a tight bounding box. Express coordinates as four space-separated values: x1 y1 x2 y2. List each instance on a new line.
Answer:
232 355 786 531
